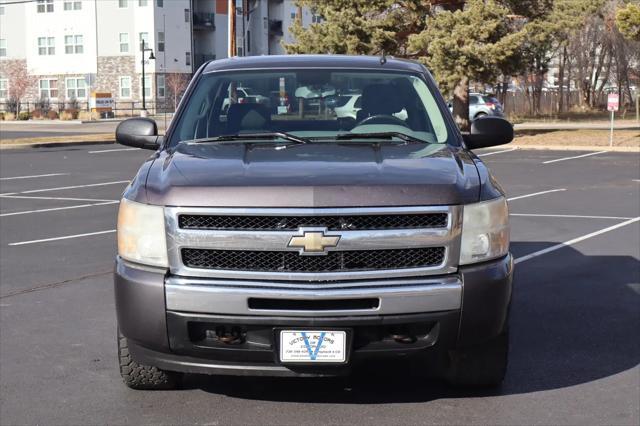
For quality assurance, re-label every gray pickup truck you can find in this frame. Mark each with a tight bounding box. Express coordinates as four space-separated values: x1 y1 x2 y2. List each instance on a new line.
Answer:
114 55 514 390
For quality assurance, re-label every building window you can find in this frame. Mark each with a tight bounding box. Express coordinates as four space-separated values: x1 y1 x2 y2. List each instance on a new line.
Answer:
0 39 6 57
156 0 163 7
38 37 55 55
290 10 296 19
65 78 87 99
0 79 8 99
118 0 128 8
37 0 54 13
185 52 191 66
156 74 165 98
119 76 131 98
0 6 5 15
63 1 82 10
311 14 322 24
184 9 190 22
236 46 243 57
39 79 58 99
65 35 83 54
140 75 151 98
139 32 149 50
138 0 147 6
157 31 164 52
119 33 129 53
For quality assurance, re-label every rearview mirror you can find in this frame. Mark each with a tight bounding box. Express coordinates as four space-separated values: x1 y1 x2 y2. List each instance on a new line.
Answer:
463 116 513 150
115 117 162 150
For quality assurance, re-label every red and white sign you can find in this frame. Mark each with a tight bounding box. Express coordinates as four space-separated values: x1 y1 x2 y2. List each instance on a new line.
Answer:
607 94 619 112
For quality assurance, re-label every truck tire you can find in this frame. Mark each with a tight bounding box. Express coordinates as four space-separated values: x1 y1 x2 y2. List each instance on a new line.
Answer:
446 330 508 387
118 329 182 390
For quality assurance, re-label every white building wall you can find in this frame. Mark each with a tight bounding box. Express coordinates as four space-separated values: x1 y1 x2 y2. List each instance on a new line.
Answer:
0 1 27 60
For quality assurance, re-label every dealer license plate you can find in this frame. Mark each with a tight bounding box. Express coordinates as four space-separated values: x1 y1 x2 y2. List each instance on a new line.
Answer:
279 330 346 363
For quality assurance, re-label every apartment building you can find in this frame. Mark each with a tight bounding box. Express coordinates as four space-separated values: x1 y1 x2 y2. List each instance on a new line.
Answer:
0 0 315 109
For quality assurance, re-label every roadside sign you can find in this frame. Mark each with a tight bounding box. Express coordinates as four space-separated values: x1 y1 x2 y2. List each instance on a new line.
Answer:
607 93 619 112
90 92 114 113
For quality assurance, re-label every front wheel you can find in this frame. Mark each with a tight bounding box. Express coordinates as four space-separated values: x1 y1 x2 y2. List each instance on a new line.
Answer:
446 330 509 387
118 329 182 390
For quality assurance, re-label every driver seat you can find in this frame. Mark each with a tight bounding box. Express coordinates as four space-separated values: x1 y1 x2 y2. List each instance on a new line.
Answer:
356 84 404 123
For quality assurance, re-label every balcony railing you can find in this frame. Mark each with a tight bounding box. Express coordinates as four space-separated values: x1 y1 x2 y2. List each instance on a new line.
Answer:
194 54 216 68
193 12 215 30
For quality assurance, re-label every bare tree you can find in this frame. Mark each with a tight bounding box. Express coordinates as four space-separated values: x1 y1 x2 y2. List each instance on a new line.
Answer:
2 60 37 114
165 73 191 110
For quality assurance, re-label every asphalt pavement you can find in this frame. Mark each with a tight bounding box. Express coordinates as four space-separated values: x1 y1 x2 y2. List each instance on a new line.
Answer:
0 144 638 425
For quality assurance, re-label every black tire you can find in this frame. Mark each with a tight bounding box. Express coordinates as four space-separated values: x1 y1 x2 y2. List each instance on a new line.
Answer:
473 112 488 120
446 330 509 387
118 329 182 390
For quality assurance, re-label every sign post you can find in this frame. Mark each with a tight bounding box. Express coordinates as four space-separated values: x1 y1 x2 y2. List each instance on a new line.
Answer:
607 93 619 148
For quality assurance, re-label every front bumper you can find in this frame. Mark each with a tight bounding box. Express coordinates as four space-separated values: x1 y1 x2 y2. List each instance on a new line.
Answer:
114 254 513 376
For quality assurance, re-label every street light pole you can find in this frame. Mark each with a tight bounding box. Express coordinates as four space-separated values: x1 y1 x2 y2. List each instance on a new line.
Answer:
140 39 155 116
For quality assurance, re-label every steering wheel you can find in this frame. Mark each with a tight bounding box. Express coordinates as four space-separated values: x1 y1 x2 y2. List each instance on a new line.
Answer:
356 114 409 128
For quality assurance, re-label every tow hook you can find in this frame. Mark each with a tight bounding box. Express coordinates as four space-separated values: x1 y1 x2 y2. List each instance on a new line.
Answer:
215 326 245 345
391 334 417 344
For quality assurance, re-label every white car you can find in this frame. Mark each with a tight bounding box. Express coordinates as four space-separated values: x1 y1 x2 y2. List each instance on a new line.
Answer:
222 87 270 112
334 94 408 122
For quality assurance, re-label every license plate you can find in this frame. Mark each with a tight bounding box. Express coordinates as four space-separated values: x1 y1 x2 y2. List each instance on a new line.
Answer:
279 330 346 363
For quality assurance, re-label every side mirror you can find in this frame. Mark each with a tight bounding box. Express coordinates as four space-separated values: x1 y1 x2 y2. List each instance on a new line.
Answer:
115 117 162 150
463 116 514 150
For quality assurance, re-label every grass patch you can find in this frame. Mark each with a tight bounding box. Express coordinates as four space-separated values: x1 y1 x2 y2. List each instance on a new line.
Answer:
0 133 115 149
513 129 639 147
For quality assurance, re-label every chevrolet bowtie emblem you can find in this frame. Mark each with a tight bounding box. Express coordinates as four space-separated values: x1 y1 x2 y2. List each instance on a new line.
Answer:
288 229 341 255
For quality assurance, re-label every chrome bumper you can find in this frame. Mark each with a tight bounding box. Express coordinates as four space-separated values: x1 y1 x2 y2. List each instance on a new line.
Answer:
165 276 462 317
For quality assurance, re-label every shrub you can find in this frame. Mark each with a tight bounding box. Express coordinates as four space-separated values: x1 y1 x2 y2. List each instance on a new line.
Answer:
59 111 75 120
4 112 16 121
0 112 4 120
62 108 79 119
31 109 46 119
47 110 59 120
34 97 51 113
78 110 100 121
6 98 19 114
66 98 79 110
17 112 30 120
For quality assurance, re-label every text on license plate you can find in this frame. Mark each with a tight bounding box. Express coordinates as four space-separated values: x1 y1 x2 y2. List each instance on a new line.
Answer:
279 330 346 363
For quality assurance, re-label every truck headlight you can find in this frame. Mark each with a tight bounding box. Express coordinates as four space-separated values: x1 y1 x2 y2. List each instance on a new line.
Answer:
460 197 509 265
117 198 168 267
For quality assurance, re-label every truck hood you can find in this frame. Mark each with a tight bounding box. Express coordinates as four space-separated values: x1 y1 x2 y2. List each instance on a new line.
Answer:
142 142 480 207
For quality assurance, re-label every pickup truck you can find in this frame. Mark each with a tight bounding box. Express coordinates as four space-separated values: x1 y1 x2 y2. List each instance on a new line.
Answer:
114 55 514 390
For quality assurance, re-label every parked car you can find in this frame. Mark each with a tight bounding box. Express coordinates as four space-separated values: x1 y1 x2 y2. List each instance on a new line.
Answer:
114 55 514 390
449 93 505 121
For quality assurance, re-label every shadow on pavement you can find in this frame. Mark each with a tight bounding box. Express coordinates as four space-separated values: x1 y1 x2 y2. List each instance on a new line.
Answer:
181 242 640 403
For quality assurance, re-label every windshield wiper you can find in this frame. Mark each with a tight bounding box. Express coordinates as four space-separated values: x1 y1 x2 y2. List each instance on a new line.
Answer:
189 132 310 145
328 132 427 144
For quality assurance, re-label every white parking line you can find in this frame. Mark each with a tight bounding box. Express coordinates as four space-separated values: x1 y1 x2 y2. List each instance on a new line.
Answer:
514 217 640 264
510 213 634 220
0 180 130 196
507 188 566 202
0 195 118 202
0 173 69 181
0 201 119 217
542 151 607 164
89 148 140 154
477 147 518 157
8 229 116 246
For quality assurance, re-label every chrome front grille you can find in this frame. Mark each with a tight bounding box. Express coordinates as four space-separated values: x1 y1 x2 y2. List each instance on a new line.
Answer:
178 213 448 231
165 206 462 282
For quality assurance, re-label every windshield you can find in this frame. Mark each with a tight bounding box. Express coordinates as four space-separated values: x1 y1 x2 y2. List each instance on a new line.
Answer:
169 69 451 146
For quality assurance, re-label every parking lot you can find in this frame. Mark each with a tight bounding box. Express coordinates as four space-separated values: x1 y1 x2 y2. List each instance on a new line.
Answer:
0 144 638 425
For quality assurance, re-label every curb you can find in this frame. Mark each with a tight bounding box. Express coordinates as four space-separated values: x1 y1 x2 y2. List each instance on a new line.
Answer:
0 140 115 150
511 144 640 153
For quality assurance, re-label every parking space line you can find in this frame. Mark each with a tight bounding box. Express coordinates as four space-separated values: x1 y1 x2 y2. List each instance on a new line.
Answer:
542 151 607 164
0 195 118 202
510 213 634 220
507 188 566 201
477 147 518 157
514 216 640 264
0 180 130 196
0 201 119 217
0 173 70 181
89 148 140 154
8 229 116 246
